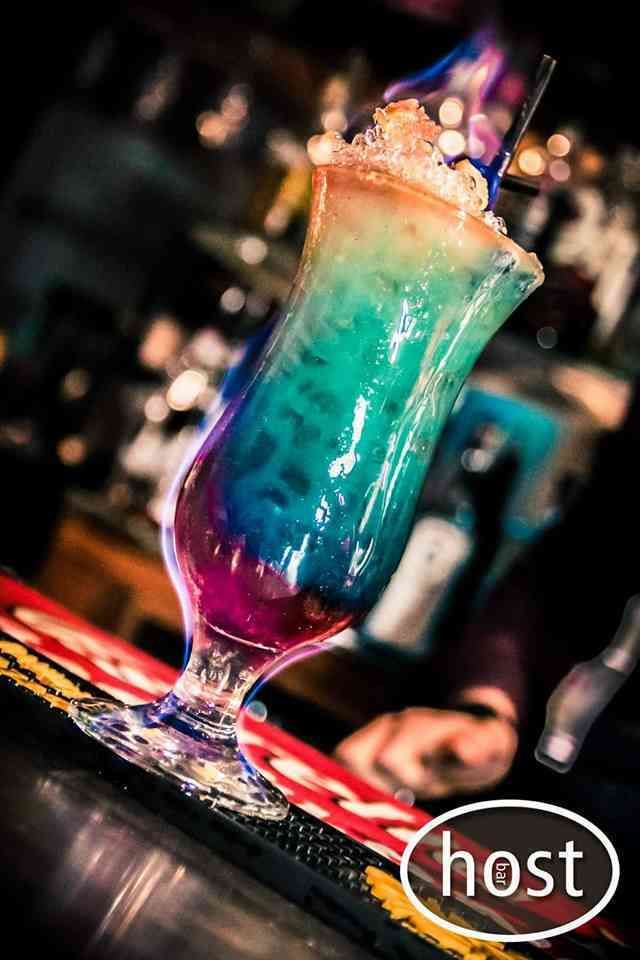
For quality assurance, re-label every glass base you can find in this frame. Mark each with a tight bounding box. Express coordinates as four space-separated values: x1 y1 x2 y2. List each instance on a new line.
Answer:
69 697 289 821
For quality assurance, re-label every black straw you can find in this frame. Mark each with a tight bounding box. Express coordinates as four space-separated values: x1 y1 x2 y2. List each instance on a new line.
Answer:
488 54 557 205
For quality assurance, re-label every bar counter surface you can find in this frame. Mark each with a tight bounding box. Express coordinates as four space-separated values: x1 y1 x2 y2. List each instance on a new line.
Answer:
0 730 373 960
0 573 631 960
0 572 436 960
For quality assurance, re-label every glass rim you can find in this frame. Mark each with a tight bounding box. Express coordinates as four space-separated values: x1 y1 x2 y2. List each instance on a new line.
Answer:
312 164 544 286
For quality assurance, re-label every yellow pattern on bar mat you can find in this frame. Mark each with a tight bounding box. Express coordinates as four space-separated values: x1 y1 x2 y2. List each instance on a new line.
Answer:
0 639 91 710
365 866 528 959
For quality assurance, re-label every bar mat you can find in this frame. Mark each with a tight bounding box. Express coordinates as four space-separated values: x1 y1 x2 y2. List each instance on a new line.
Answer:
0 573 627 959
0 631 550 960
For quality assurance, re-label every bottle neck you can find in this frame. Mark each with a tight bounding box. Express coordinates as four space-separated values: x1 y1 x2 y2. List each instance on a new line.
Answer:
601 597 640 675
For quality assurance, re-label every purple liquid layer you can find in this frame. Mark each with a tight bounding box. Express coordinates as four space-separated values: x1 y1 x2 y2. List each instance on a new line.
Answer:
175 473 354 673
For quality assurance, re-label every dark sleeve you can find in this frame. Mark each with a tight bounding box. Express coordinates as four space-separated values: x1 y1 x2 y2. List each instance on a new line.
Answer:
441 555 544 724
439 375 640 726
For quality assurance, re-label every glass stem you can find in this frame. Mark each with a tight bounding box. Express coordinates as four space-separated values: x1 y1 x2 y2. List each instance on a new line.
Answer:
170 619 258 741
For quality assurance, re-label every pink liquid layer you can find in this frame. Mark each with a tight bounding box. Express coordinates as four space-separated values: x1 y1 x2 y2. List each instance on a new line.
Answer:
175 481 355 673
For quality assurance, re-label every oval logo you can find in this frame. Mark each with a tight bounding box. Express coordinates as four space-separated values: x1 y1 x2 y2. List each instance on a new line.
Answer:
400 799 619 943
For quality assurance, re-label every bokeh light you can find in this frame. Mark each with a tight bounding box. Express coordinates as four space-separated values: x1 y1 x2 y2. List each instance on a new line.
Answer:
547 133 571 157
197 111 230 146
580 148 605 177
57 436 87 465
549 159 571 182
517 147 546 176
237 236 268 265
167 370 207 412
145 394 170 423
439 97 464 127
437 129 466 157
219 287 246 314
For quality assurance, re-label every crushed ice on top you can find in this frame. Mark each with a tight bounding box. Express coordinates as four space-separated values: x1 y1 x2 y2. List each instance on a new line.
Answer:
308 99 506 234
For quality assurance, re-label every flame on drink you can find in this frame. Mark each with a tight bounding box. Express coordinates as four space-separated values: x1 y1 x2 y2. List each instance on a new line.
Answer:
383 29 516 167
381 30 556 208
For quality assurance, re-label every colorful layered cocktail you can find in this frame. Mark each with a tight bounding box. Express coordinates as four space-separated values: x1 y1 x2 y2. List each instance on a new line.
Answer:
72 101 543 819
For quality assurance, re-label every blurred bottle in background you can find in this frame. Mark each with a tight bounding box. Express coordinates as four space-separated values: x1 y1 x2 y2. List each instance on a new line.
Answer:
356 418 518 660
537 595 640 773
354 386 564 662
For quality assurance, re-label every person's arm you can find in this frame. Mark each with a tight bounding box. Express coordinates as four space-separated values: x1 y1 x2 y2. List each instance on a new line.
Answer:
335 705 519 799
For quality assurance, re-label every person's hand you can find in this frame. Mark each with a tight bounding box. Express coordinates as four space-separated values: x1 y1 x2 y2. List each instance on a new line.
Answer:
335 705 518 800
